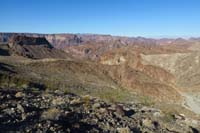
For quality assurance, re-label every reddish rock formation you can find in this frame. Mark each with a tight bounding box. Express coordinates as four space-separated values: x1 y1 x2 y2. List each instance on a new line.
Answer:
8 35 68 59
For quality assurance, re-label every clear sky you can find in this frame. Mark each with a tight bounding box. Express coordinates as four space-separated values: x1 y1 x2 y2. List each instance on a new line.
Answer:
0 0 200 37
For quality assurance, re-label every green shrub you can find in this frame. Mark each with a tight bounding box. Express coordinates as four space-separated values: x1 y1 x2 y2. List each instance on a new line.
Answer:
82 95 91 108
140 96 155 107
161 111 176 123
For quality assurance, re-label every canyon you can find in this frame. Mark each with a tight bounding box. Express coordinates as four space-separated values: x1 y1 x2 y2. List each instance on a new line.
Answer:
0 33 200 132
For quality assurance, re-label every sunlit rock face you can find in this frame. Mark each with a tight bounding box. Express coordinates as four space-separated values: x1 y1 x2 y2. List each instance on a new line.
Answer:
7 35 68 59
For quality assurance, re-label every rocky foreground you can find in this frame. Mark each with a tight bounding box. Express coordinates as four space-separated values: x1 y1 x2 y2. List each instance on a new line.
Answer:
0 89 199 133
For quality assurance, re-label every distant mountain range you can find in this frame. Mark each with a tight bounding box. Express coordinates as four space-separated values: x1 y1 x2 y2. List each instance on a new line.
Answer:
1 32 199 60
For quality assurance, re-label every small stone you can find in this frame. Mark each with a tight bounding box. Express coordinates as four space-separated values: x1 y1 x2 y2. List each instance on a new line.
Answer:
73 123 80 128
99 108 107 114
115 105 125 116
15 92 24 98
54 90 63 95
124 109 135 117
17 104 25 113
70 98 82 105
50 126 55 131
191 119 199 125
6 94 11 99
26 129 31 132
22 113 26 120
142 118 153 128
67 128 70 132
117 127 131 133
4 108 15 115
38 123 42 127
93 103 101 109
173 114 185 120
153 112 161 117
52 97 65 105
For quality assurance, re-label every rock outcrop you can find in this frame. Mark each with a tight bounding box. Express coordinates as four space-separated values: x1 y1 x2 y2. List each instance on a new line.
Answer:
8 35 68 59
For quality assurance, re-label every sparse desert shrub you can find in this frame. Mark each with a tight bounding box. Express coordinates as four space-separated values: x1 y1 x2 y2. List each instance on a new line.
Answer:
45 81 57 90
95 88 136 103
64 89 69 95
14 78 29 88
41 108 61 120
0 74 29 88
82 95 91 107
0 74 10 87
140 96 155 107
161 111 176 123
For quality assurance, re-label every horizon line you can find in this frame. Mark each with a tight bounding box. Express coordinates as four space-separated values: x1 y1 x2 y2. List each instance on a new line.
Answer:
0 31 199 39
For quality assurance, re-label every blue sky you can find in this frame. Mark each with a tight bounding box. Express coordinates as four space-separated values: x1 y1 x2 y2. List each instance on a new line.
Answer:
0 0 200 37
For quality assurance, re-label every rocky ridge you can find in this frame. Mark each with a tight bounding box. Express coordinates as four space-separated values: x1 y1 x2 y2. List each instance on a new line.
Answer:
0 88 199 133
5 35 69 59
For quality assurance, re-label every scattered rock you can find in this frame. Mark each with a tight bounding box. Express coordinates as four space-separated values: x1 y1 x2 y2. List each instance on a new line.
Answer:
0 89 199 132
